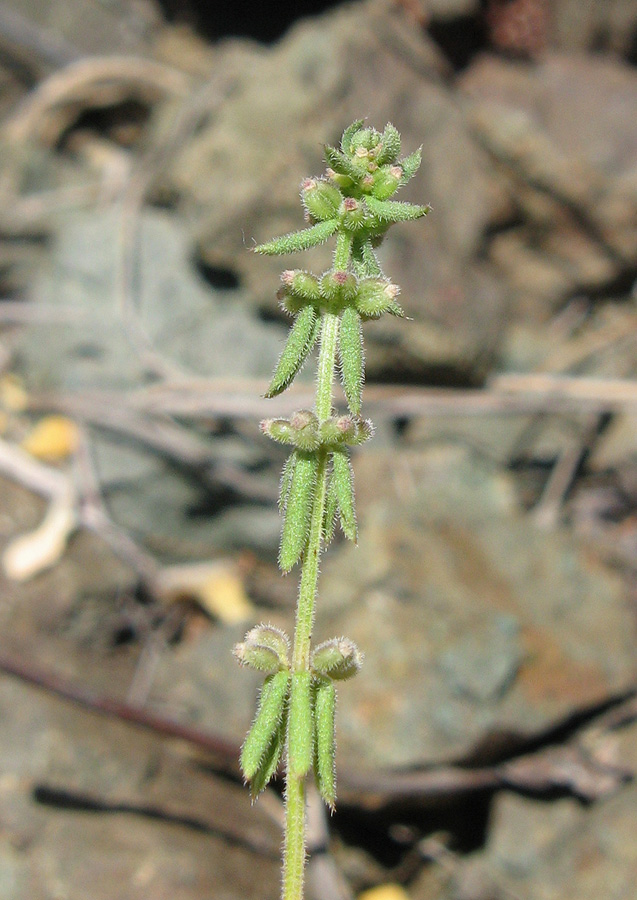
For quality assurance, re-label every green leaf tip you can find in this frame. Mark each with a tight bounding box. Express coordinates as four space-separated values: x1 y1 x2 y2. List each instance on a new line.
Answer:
279 451 318 571
254 219 339 256
331 450 357 542
240 669 290 785
338 306 364 415
265 304 319 398
313 679 336 809
365 196 431 224
340 119 365 155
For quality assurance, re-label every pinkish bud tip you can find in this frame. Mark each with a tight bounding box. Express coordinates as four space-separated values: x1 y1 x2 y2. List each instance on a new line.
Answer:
301 178 317 192
343 198 358 211
390 166 403 178
333 271 348 284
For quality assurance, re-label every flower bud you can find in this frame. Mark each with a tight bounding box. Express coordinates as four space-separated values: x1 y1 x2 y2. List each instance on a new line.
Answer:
318 416 342 446
319 270 357 306
278 270 321 315
260 417 295 445
290 409 320 451
340 197 365 231
277 286 304 315
288 270 321 300
350 417 374 445
350 127 380 154
301 178 342 222
355 279 402 318
334 415 357 444
371 165 402 201
311 637 363 680
326 167 354 190
234 624 290 672
329 415 373 446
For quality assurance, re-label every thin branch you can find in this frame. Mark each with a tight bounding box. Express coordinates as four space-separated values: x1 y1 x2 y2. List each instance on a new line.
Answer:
30 375 637 428
0 652 238 768
1 652 633 809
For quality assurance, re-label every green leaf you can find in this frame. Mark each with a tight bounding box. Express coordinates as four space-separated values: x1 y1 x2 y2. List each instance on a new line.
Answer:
340 119 365 155
254 219 339 255
288 671 314 779
240 670 290 782
365 196 431 224
399 146 422 184
352 238 383 277
339 306 364 415
279 452 318 571
248 714 287 800
322 469 338 546
279 452 296 514
332 450 357 542
324 144 362 181
313 679 336 809
266 304 319 398
377 123 401 165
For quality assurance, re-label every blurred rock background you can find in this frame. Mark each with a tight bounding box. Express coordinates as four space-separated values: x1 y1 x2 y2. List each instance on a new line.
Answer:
0 1 635 898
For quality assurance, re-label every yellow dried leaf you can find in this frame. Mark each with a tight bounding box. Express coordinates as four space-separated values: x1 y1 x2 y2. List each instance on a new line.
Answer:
0 375 28 412
22 416 79 461
358 887 411 900
156 561 254 624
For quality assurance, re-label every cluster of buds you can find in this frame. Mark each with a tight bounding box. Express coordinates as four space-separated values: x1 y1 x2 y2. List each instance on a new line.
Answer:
260 412 374 568
235 624 362 807
267 271 402 413
256 121 430 272
278 268 402 319
261 410 373 451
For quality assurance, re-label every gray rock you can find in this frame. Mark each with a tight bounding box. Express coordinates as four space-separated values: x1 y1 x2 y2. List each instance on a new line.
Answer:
312 445 635 768
12 209 287 555
167 0 507 381
0 676 280 900
480 721 637 898
460 53 637 312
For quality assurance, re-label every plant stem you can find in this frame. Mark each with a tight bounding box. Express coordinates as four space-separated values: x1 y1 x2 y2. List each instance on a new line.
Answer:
283 771 306 900
284 311 340 900
334 230 353 270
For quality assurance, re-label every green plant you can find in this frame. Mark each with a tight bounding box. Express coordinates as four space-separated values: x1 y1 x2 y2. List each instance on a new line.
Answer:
234 120 429 900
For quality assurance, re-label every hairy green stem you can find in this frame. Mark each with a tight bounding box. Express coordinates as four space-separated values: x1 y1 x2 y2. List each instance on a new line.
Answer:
316 312 340 422
334 230 353 270
284 310 340 900
283 771 306 900
243 121 428 900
